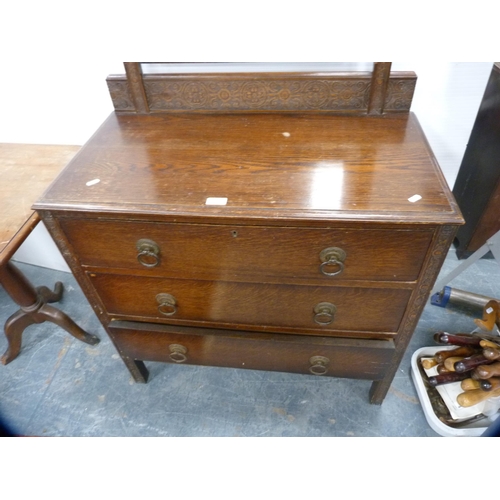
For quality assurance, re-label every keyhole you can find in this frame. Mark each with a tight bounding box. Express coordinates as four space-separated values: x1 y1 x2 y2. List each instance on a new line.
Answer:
231 230 238 238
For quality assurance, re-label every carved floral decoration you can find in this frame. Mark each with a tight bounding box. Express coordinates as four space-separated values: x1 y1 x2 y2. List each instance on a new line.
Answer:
144 78 373 111
107 77 415 113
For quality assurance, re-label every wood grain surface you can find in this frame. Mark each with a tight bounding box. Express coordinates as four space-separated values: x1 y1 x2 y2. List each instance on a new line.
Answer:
58 218 434 283
88 271 412 335
108 320 395 380
34 113 462 224
0 144 79 259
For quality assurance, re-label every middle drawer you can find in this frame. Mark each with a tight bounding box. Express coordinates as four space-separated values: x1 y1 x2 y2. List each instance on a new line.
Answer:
87 272 412 335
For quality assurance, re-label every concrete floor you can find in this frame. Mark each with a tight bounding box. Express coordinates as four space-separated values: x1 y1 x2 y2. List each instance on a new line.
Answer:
1 248 499 437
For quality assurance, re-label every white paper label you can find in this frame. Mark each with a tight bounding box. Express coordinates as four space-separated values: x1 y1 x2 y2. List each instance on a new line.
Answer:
205 197 228 206
486 307 494 314
408 194 422 203
86 178 100 186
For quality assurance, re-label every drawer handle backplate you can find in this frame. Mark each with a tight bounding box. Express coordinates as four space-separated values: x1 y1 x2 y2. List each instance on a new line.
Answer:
309 355 330 375
169 344 188 363
319 247 346 276
156 293 177 316
313 302 336 325
136 238 160 267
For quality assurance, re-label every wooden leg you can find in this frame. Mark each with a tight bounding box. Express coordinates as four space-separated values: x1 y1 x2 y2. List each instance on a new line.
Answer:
1 261 99 365
121 356 149 383
104 328 149 383
36 282 63 303
1 309 37 365
369 379 390 405
37 302 100 345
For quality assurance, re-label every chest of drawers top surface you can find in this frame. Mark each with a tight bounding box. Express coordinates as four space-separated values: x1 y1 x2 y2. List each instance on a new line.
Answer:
34 112 461 225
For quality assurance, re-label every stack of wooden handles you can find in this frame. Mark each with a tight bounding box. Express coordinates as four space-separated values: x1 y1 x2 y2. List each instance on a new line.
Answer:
423 332 500 408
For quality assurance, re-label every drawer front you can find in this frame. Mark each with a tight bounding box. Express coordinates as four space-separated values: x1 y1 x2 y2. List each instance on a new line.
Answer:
109 321 395 380
89 272 411 334
61 219 433 283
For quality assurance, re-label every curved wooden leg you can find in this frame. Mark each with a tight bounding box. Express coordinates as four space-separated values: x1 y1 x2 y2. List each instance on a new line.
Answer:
38 303 100 346
1 261 99 364
1 309 38 365
36 282 63 303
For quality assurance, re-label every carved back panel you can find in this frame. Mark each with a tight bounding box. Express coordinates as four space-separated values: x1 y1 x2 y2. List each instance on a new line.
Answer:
107 63 416 115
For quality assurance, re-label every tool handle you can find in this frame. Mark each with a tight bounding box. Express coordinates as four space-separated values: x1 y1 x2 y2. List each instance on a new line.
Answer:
457 387 500 407
434 332 482 346
475 362 500 379
428 372 469 387
454 354 493 373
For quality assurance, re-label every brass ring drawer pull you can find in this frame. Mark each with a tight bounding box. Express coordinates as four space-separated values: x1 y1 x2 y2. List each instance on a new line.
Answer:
156 293 177 316
136 238 160 267
313 302 336 325
319 247 346 276
309 355 330 375
169 344 188 363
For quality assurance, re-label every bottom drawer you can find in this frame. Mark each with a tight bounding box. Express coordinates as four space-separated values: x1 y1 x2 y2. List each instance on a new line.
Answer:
108 321 395 380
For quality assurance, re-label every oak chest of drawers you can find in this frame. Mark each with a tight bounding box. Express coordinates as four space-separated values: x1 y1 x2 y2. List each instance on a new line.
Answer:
33 64 463 403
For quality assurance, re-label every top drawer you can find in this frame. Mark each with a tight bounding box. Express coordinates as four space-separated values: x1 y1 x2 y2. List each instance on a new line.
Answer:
59 219 433 283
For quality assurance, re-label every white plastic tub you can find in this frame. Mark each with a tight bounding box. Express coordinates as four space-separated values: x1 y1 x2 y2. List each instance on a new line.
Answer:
410 346 500 436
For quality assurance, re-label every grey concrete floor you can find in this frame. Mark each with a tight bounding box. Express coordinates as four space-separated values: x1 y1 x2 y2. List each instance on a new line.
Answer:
1 248 499 437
